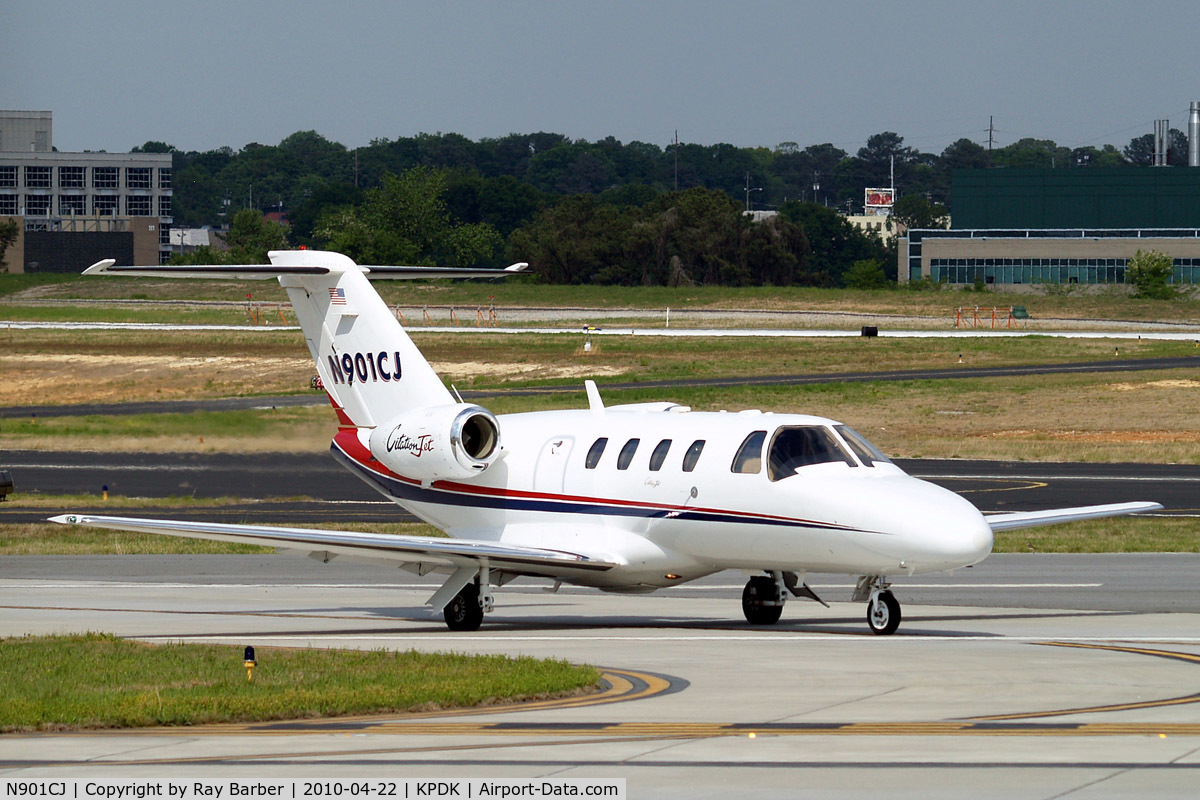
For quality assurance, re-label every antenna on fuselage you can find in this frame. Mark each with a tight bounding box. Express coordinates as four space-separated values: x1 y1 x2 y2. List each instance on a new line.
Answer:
584 380 605 416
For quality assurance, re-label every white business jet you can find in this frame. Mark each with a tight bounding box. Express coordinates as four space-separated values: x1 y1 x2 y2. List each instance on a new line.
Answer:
52 250 1161 634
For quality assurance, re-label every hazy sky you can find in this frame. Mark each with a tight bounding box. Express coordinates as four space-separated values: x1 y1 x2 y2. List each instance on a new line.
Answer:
4 1 1199 156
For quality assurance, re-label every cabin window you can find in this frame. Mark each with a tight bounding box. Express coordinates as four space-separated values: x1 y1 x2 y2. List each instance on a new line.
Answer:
767 426 856 481
731 431 767 474
835 425 892 467
617 438 640 470
649 439 672 471
682 439 706 472
585 437 608 469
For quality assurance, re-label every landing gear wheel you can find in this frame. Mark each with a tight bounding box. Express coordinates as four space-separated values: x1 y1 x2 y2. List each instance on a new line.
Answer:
443 582 484 631
742 576 783 625
867 590 901 635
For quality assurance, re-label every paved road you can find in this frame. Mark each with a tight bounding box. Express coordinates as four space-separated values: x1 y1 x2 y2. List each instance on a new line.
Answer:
2 451 1190 525
3 554 1200 796
2 353 1198 418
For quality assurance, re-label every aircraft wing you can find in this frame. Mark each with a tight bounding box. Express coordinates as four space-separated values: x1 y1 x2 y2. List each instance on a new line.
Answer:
47 514 618 575
983 501 1163 532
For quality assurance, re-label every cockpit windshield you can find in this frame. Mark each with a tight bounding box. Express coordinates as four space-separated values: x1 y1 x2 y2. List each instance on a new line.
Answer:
834 425 892 466
767 426 856 481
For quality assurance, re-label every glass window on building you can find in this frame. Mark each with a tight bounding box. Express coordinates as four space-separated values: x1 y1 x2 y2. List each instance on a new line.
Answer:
58 166 85 189
93 195 118 215
0 166 17 188
93 167 118 189
24 194 51 215
0 194 17 215
59 194 86 215
126 167 152 189
25 166 51 188
158 195 172 216
126 195 152 216
159 168 172 189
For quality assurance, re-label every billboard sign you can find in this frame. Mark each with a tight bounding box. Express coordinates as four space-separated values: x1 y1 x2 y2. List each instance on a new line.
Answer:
864 187 894 216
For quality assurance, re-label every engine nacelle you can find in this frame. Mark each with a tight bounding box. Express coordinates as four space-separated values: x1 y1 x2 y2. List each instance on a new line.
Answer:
368 403 500 482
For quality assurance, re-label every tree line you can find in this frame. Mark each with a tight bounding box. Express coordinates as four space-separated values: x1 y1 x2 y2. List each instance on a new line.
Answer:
142 126 1181 287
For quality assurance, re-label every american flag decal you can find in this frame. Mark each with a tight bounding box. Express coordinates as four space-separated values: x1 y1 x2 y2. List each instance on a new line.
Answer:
329 287 347 305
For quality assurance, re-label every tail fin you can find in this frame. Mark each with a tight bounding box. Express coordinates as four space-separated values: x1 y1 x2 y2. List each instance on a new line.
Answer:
84 250 527 429
276 251 448 428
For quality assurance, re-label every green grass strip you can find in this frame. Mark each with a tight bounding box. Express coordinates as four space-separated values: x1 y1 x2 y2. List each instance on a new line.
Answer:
0 633 601 732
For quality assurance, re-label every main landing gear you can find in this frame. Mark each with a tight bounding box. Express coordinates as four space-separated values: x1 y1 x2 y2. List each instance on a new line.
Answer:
855 575 901 635
443 582 484 631
741 571 828 625
433 565 497 632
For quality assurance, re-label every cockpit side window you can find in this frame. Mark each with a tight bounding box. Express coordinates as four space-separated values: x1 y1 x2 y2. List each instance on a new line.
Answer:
835 425 892 466
768 426 856 481
585 437 608 469
731 430 767 474
682 439 705 472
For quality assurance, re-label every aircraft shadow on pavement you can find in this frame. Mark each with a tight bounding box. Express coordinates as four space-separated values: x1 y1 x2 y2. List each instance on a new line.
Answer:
176 605 1138 640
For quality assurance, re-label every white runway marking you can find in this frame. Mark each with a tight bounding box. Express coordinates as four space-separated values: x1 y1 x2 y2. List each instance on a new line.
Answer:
0 581 1105 590
134 633 1200 644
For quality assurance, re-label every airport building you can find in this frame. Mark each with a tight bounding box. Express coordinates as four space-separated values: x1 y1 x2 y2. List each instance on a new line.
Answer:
901 166 1200 285
900 106 1200 285
0 111 173 272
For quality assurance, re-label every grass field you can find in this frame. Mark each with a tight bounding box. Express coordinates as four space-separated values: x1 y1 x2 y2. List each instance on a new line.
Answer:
0 633 601 732
4 364 1198 463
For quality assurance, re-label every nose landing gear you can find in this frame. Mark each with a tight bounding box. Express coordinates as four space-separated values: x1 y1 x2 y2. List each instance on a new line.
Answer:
856 575 901 635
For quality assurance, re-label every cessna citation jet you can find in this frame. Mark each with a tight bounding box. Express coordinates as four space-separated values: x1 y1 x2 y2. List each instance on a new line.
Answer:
52 250 1161 635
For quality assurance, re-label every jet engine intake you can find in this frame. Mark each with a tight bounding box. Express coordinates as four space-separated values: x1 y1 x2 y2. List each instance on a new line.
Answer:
368 403 500 481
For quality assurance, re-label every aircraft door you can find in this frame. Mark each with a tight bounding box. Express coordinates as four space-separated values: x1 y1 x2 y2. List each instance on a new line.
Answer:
534 436 575 494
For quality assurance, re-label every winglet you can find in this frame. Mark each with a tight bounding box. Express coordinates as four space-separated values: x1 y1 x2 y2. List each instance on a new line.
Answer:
505 262 529 272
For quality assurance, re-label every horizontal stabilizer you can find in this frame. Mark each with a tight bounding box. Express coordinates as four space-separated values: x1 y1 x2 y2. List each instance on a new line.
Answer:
48 514 618 574
984 501 1163 532
84 258 527 281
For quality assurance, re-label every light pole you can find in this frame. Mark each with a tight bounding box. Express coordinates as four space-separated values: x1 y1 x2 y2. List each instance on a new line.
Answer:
744 172 762 212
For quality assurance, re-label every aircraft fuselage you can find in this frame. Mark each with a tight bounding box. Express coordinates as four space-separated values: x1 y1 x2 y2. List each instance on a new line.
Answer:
333 405 995 591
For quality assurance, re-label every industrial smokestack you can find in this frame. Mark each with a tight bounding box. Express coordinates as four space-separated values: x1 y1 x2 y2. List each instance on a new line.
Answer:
1154 119 1170 166
1190 102 1200 167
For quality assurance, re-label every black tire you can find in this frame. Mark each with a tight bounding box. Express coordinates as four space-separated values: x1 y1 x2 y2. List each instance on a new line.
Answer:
866 590 901 635
443 583 484 631
742 576 783 625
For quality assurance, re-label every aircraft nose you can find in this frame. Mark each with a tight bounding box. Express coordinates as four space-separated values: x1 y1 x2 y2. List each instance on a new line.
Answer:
860 477 993 571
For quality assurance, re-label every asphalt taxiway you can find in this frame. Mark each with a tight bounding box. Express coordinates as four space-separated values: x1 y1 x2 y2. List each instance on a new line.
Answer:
4 451 1196 525
3 555 1200 797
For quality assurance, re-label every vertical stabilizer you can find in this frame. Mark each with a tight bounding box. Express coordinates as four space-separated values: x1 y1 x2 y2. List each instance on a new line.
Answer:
273 251 453 429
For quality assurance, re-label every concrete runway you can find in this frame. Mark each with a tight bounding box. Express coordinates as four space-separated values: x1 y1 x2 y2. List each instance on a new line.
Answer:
3 555 1200 797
